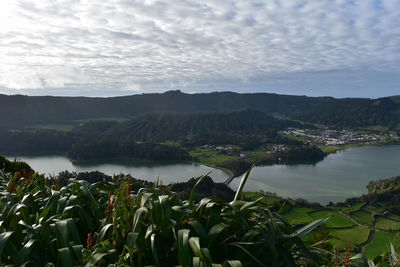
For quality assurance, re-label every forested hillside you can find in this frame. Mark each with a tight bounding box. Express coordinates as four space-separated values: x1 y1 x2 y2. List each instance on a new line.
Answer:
294 96 400 129
0 91 331 129
0 109 302 161
102 109 302 143
1 91 400 130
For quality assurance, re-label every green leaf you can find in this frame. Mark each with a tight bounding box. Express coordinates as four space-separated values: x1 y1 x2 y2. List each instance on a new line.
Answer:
229 243 264 267
85 253 109 267
189 172 211 207
0 231 14 255
233 166 253 202
189 237 202 258
188 220 207 241
150 233 161 267
390 243 398 263
240 197 263 211
225 261 243 267
98 223 113 242
18 239 37 265
178 229 191 267
291 217 329 238
193 257 201 267
141 193 153 207
367 259 375 267
127 232 139 251
57 248 73 267
133 207 148 232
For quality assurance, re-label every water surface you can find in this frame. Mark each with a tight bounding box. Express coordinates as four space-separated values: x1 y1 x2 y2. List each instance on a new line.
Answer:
8 145 400 204
230 145 400 203
6 155 229 184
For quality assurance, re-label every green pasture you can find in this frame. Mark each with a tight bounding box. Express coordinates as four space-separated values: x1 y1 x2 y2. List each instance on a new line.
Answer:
351 211 374 225
310 210 355 228
282 207 314 225
329 226 370 246
364 232 397 259
374 217 400 231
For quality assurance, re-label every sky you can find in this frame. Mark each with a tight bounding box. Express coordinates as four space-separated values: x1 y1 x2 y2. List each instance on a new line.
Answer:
0 0 399 98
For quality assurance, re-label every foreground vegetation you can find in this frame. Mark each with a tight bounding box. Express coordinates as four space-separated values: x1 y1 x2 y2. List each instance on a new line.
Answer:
1 156 400 266
244 192 400 260
0 159 332 266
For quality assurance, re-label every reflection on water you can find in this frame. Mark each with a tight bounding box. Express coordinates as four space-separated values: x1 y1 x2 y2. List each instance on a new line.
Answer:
6 155 230 184
229 145 400 204
9 145 400 204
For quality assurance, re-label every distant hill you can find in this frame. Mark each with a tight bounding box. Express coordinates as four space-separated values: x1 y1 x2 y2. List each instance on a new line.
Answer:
294 96 400 129
101 109 303 143
1 91 399 130
0 109 302 160
0 91 332 129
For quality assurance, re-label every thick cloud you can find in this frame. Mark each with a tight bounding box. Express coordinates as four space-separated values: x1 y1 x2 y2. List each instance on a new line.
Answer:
0 0 399 97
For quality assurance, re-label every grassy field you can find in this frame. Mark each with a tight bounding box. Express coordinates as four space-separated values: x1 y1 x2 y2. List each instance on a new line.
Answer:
374 217 400 231
387 213 400 221
341 202 365 212
351 211 374 225
280 133 307 142
329 226 370 246
364 205 384 214
310 210 355 228
364 232 397 259
243 193 398 259
30 117 129 132
321 143 367 154
282 207 314 225
189 147 238 164
242 192 282 205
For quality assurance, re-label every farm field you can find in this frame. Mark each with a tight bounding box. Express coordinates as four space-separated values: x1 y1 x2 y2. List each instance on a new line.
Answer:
245 192 400 258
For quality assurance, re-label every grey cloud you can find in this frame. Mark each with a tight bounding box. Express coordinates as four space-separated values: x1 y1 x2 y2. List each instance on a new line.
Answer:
0 0 399 97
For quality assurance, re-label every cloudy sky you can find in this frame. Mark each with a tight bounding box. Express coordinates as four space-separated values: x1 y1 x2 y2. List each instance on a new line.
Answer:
0 0 399 98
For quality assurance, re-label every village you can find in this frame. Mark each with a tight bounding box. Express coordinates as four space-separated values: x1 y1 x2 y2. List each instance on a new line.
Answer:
281 128 400 146
197 127 400 158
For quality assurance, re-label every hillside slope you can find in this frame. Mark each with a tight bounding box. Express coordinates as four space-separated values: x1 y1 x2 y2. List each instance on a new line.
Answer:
0 91 332 129
294 96 400 129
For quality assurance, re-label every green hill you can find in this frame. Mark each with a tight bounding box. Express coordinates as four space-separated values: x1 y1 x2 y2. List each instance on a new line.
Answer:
294 96 400 129
0 91 331 129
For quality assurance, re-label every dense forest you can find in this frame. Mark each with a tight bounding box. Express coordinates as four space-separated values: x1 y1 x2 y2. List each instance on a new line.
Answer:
0 90 332 130
295 96 400 129
0 109 306 161
2 91 399 132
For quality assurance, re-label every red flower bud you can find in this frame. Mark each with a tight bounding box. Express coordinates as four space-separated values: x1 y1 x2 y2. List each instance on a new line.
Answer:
86 233 93 248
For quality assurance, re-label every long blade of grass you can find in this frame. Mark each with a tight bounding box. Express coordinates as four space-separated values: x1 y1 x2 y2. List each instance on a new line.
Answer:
85 253 109 267
0 231 14 255
291 217 329 238
98 223 113 242
57 248 73 267
150 233 161 267
233 166 253 202
189 172 211 207
229 243 264 267
178 229 191 267
226 261 243 267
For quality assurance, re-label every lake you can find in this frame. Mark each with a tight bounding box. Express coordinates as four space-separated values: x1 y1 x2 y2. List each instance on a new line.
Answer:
7 145 400 204
230 145 400 203
6 155 229 184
